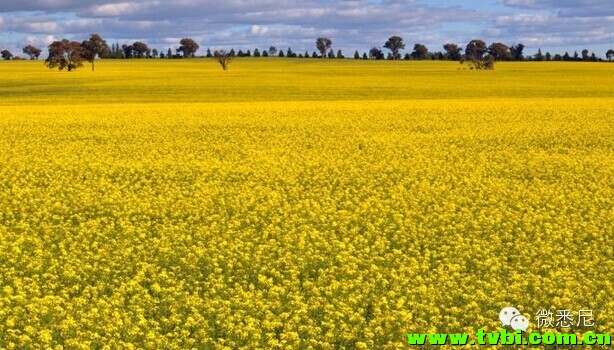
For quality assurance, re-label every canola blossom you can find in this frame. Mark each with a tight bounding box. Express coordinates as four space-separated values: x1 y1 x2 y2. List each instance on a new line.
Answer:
0 60 612 349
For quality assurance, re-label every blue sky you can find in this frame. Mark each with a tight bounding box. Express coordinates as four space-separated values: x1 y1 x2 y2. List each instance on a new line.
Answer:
0 0 612 57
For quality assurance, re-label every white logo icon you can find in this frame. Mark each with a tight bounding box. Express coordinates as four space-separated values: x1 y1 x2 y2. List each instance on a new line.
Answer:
500 307 529 331
510 315 529 331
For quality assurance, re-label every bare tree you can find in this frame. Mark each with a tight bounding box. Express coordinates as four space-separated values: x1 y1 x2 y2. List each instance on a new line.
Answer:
22 45 42 60
213 50 233 70
45 39 85 71
316 38 332 58
384 36 405 60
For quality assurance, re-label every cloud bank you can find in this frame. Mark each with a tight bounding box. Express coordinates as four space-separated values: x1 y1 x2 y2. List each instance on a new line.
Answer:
0 0 612 56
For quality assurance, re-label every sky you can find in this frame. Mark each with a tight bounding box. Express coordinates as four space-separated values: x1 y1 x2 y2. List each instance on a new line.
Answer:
0 0 612 58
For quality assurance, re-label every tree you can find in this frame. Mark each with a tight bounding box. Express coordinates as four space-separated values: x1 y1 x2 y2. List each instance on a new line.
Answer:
132 42 148 58
590 52 597 62
461 54 495 70
354 50 360 59
362 52 368 60
327 49 335 59
122 44 133 58
109 43 122 59
573 51 579 61
278 50 284 57
563 52 571 61
115 43 124 59
545 52 551 61
22 45 42 60
465 39 487 61
178 38 199 58
607 49 614 62
262 50 269 57
581 49 589 61
534 48 544 61
316 37 332 58
253 48 261 57
461 39 495 70
1 50 13 60
488 42 510 61
45 39 85 71
81 34 110 71
336 49 344 59
152 49 158 58
213 50 233 70
206 48 212 58
443 43 462 60
167 48 172 59
411 44 428 60
384 36 405 60
268 46 277 56
369 47 384 60
509 43 525 61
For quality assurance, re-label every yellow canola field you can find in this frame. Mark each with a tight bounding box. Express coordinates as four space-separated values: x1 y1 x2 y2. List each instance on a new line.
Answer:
0 60 613 349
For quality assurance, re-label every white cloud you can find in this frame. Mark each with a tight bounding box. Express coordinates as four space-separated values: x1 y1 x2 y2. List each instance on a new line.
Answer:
0 0 611 55
90 2 140 16
23 21 61 33
250 25 269 36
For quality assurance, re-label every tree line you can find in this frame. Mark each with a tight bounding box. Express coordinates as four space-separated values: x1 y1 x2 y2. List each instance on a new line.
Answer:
1 34 612 71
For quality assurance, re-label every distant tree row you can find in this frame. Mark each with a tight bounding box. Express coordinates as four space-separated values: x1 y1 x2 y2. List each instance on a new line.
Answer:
1 34 612 71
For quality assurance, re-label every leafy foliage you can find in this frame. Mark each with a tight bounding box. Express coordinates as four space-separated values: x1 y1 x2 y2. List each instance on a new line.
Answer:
384 36 405 60
81 34 110 71
316 38 333 58
178 38 200 58
22 45 42 60
45 39 85 71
